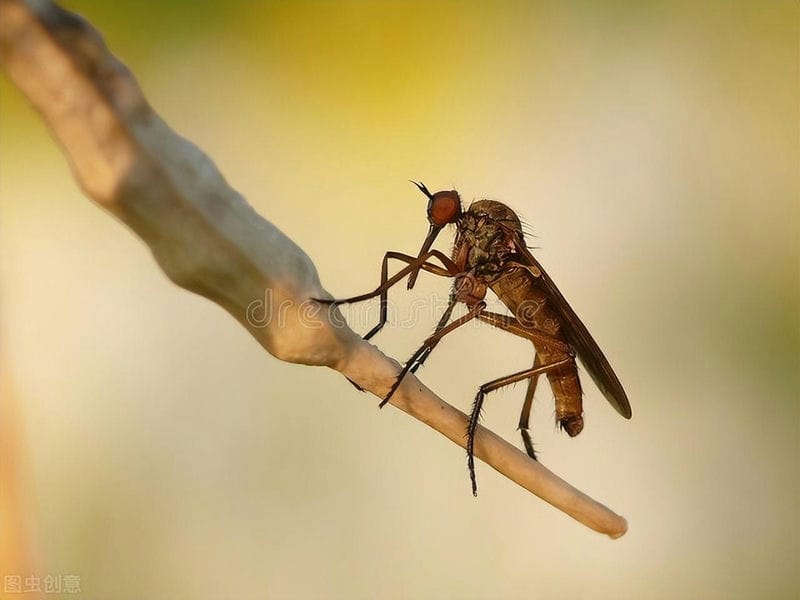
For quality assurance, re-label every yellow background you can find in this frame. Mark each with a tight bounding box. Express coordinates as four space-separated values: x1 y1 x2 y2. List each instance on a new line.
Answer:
1 1 798 598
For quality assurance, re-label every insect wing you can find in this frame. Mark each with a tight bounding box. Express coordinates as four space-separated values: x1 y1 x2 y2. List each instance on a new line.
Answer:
515 239 632 419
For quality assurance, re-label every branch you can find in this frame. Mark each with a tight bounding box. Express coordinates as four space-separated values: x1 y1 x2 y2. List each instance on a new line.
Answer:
0 0 627 538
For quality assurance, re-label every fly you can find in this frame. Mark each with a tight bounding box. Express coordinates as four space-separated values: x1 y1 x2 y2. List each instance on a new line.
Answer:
320 182 632 495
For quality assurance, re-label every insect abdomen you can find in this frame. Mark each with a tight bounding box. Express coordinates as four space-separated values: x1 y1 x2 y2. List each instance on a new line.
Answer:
491 268 584 436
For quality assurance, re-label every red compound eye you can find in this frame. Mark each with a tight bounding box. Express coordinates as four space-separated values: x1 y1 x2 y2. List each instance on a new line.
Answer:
429 191 462 226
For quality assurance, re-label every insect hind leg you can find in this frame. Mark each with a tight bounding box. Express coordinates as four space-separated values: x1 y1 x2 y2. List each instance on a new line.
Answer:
467 357 571 496
518 355 541 460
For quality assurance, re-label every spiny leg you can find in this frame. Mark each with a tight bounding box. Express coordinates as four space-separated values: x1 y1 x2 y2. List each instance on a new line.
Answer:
468 311 574 474
467 357 572 496
410 287 458 374
344 255 455 393
381 301 486 408
518 355 541 460
411 273 497 373
474 310 574 461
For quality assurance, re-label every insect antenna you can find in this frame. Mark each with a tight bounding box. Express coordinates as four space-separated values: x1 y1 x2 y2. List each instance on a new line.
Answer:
409 180 433 199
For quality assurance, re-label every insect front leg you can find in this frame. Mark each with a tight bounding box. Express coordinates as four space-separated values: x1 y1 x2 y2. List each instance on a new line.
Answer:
315 250 458 340
363 251 458 341
467 357 572 497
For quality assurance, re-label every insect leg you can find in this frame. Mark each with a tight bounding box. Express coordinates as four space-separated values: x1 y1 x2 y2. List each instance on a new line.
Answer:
519 354 541 460
381 301 485 408
317 250 455 306
476 311 572 355
473 311 574 461
467 357 572 496
409 286 458 373
316 251 458 339
342 285 454 393
363 251 458 341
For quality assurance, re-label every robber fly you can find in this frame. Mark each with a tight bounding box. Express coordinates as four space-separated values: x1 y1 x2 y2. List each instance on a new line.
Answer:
321 182 631 495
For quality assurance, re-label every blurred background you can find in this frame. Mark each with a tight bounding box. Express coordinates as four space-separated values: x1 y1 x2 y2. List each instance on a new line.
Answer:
1 1 797 598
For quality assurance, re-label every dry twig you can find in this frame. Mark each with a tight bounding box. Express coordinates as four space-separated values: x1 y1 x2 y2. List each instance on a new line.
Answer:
0 0 627 538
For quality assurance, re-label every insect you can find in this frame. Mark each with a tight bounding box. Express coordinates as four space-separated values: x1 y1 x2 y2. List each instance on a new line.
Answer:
321 182 632 495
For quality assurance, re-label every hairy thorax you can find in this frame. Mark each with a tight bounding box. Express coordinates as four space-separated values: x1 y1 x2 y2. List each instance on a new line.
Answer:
454 200 524 280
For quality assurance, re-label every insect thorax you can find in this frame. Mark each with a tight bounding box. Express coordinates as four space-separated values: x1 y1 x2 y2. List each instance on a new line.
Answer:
456 200 524 277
